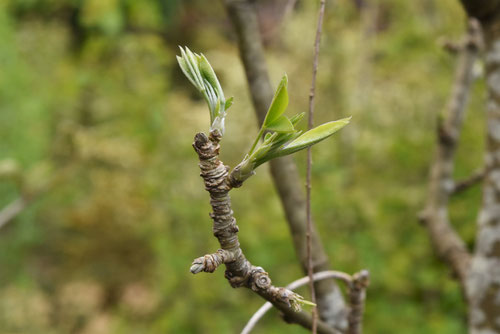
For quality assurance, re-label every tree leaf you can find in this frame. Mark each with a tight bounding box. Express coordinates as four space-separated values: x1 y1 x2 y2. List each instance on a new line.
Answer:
278 117 351 157
265 115 295 133
263 75 289 127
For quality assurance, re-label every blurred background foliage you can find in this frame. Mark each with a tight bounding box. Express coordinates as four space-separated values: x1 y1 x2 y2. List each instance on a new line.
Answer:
0 0 484 333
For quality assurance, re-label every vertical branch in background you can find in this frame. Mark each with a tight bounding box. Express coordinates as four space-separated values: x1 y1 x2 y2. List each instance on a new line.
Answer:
458 2 500 332
419 19 481 290
356 0 377 108
223 0 348 330
307 1 327 332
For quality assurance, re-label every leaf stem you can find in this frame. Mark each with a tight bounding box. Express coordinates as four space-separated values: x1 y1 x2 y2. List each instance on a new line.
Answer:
248 127 265 156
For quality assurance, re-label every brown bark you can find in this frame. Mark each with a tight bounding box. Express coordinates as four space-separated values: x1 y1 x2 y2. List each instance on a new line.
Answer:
223 0 348 329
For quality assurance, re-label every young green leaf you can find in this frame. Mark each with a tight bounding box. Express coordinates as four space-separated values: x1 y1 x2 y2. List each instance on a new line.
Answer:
265 115 295 133
278 117 351 157
199 54 224 99
225 97 234 110
290 112 305 127
176 56 199 90
177 46 230 135
263 75 289 128
180 47 203 89
263 132 273 142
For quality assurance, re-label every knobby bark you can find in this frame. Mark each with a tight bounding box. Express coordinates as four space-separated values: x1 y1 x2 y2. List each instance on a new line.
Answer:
419 19 481 289
460 2 500 331
223 0 348 329
191 130 338 334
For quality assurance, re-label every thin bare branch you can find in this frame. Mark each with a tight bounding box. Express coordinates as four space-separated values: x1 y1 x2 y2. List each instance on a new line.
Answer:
0 197 27 229
0 162 76 231
451 167 485 194
307 1 327 332
419 18 482 287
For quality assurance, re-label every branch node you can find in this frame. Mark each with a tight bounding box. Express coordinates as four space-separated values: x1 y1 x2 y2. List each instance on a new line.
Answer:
225 270 249 288
190 249 234 274
250 267 272 291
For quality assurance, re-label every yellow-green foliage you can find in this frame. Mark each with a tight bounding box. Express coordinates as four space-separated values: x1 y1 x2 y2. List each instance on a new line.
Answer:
0 0 481 333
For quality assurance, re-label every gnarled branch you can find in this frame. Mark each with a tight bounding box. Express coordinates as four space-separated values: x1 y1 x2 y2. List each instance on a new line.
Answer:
419 19 482 287
191 130 335 333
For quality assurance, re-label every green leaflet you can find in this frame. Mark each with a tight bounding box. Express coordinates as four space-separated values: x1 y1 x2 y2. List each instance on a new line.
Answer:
263 75 289 128
290 112 305 127
180 47 203 89
265 115 295 133
225 97 234 110
278 117 351 157
176 56 199 90
199 54 224 100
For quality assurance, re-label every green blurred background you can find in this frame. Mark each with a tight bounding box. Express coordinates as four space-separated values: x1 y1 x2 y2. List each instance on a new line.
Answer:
0 0 484 333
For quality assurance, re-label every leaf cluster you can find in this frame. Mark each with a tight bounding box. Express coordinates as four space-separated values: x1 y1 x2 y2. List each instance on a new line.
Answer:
176 48 350 183
176 47 233 134
234 75 350 182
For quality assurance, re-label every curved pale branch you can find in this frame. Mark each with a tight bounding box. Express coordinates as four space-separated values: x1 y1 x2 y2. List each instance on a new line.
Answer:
241 270 369 334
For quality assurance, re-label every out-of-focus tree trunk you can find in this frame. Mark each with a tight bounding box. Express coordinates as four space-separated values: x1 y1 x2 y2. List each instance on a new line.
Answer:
458 2 500 332
421 1 500 331
223 0 348 330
